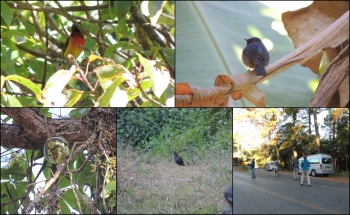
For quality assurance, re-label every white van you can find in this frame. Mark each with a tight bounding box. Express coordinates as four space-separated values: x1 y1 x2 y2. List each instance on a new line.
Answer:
264 161 279 171
298 153 334 177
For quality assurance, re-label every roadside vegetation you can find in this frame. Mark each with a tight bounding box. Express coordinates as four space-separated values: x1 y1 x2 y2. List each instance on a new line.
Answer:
233 108 349 177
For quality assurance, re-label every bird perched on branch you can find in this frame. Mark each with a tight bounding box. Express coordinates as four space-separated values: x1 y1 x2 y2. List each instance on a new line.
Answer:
44 137 70 165
242 37 270 77
173 151 185 166
63 22 85 69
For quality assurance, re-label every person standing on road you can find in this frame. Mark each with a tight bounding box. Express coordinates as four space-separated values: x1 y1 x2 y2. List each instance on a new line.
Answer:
293 158 299 180
274 160 280 176
300 155 311 187
250 158 255 178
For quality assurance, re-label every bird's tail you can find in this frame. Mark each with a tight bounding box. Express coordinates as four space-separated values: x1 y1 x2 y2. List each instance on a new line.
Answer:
255 56 267 76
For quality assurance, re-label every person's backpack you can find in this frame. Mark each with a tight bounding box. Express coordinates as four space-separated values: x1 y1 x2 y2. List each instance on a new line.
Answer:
301 160 308 169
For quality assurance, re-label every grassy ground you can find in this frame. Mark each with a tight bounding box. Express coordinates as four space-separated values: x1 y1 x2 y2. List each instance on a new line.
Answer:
233 165 252 171
117 146 232 214
332 170 349 178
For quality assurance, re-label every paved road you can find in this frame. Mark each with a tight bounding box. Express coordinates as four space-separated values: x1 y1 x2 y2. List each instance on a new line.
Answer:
233 168 349 214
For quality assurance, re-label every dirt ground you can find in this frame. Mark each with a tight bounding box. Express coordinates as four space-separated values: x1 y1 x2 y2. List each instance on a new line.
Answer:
233 166 349 184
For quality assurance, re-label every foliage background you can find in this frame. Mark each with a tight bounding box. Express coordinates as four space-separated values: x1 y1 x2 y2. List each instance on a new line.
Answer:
233 108 349 174
1 1 174 107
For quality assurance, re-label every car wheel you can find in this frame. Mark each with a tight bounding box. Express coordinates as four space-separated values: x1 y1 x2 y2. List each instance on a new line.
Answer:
311 170 316 177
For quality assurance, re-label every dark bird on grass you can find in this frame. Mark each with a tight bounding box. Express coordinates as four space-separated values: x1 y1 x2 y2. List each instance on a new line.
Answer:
224 186 232 207
222 185 233 214
173 151 185 166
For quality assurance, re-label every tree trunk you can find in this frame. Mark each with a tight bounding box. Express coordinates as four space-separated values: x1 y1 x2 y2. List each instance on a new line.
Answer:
312 108 321 153
308 109 312 155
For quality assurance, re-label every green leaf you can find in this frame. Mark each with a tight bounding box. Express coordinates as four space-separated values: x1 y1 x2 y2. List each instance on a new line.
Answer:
94 65 125 82
1 2 12 25
136 53 170 98
1 94 22 107
41 69 76 106
4 75 43 103
115 1 133 19
95 76 126 107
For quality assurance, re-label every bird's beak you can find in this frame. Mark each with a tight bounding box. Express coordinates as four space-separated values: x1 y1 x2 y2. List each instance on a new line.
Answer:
245 38 248 41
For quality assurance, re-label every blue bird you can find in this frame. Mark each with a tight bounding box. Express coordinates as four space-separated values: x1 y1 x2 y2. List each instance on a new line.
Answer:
242 37 270 76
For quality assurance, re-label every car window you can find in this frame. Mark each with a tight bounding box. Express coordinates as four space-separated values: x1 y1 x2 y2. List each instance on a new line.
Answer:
310 158 319 164
322 157 333 164
265 162 276 167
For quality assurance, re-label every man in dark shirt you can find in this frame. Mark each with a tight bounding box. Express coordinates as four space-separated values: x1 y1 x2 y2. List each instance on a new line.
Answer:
250 158 255 178
293 158 299 180
274 160 281 176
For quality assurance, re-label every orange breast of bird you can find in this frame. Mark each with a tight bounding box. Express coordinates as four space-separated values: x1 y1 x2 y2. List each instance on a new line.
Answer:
64 24 85 59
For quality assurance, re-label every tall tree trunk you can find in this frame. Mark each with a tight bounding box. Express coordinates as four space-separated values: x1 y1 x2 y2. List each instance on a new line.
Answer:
337 156 340 172
293 150 298 159
276 139 280 164
312 108 321 153
308 109 312 155
331 117 336 164
291 109 298 162
334 156 337 172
